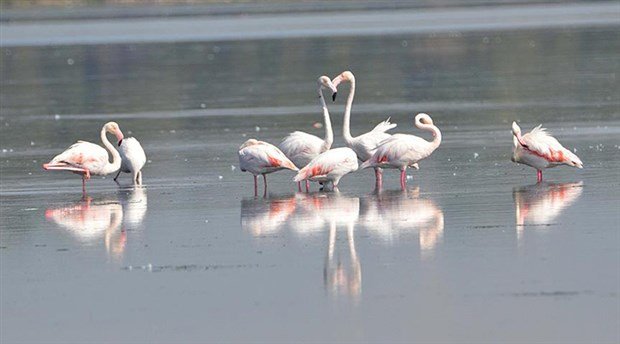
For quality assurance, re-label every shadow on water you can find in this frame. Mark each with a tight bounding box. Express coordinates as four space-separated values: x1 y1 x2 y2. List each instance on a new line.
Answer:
512 181 583 242
44 186 147 261
240 188 444 301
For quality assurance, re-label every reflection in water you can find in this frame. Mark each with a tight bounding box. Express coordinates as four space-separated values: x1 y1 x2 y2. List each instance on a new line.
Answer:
45 187 148 260
241 189 444 300
513 182 583 240
360 188 445 258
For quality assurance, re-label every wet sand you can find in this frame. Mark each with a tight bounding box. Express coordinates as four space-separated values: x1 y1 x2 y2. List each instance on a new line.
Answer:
1 5 619 344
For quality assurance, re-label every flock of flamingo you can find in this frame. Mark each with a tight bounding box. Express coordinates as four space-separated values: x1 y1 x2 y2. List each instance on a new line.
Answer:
42 70 583 195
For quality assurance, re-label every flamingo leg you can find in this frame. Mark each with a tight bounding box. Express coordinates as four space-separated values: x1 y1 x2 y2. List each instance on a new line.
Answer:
305 180 310 193
400 169 407 190
297 182 302 192
82 174 87 195
113 169 121 181
263 174 268 197
537 170 543 183
253 175 258 196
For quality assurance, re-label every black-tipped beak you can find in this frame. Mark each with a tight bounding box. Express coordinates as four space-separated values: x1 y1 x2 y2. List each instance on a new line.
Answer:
332 92 337 102
118 139 123 147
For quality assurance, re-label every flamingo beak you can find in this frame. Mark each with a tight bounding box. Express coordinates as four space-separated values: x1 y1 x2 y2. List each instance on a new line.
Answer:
115 130 124 145
332 92 337 102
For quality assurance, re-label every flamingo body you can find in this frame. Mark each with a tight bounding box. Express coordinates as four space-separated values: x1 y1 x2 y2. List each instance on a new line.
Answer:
361 113 441 189
116 137 147 184
279 131 327 168
511 122 583 182
239 139 298 196
294 147 358 189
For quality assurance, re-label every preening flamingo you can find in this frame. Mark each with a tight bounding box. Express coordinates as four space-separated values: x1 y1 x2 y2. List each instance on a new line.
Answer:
511 122 583 182
331 70 397 186
279 75 338 192
238 139 298 196
360 113 441 190
43 122 124 194
293 147 359 191
114 136 147 185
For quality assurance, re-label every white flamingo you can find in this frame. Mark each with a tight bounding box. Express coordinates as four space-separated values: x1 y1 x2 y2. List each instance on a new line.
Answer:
331 70 397 186
114 136 147 185
238 139 298 196
43 122 124 194
360 113 441 190
293 147 358 191
511 122 583 182
279 75 338 192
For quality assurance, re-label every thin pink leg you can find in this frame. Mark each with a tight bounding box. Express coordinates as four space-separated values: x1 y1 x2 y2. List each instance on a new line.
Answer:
297 182 302 192
400 169 406 190
253 175 258 196
305 180 310 193
263 174 268 197
537 170 543 183
82 175 87 195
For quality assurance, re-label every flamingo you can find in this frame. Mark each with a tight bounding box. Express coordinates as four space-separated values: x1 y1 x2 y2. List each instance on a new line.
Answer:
279 75 338 192
511 122 583 182
360 113 441 190
331 70 397 186
238 139 299 196
293 147 359 191
114 136 147 185
43 121 124 194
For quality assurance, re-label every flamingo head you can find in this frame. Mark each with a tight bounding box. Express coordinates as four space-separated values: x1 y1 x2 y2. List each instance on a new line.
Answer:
317 76 338 102
104 122 124 145
415 113 434 126
331 70 354 89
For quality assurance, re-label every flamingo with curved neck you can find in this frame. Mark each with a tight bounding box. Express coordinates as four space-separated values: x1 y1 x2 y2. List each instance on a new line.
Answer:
43 121 124 194
332 70 397 186
360 113 441 190
279 76 338 192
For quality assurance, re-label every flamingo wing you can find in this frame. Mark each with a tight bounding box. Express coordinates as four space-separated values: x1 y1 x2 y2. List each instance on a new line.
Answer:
278 131 324 167
521 126 582 166
239 142 297 173
295 148 357 182
370 117 397 134
119 137 147 173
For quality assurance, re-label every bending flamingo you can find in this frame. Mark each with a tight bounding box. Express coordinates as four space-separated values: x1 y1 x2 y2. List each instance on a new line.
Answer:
360 113 441 190
43 122 124 194
331 70 397 186
114 136 147 185
511 122 583 182
238 139 298 196
293 147 359 191
279 75 338 192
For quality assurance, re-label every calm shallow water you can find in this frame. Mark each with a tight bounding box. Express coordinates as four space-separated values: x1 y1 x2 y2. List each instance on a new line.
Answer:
1 13 619 344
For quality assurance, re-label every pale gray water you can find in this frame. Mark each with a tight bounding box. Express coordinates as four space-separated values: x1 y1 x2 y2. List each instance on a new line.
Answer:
1 5 619 344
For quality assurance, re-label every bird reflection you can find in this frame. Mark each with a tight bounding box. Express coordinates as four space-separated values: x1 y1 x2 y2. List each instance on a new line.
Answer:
513 181 583 240
360 188 444 258
241 188 445 300
45 187 148 260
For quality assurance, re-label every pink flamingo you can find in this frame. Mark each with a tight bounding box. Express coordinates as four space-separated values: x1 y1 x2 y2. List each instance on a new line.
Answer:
43 122 124 194
331 71 397 187
511 122 583 182
279 76 338 192
360 113 441 190
238 139 299 196
293 147 359 191
114 136 147 185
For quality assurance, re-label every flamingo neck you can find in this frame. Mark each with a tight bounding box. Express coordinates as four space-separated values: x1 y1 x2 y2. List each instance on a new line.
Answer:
100 127 122 175
318 86 333 152
342 77 355 145
416 120 442 150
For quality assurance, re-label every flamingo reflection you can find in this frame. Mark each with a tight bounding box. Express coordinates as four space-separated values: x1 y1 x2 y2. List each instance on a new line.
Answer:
513 181 583 240
360 188 444 258
240 195 297 236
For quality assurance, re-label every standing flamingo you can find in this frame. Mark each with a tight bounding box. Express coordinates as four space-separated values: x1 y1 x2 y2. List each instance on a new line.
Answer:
43 122 124 194
511 122 583 182
114 136 147 185
331 71 397 186
238 139 299 196
293 147 359 191
360 113 441 190
279 75 338 192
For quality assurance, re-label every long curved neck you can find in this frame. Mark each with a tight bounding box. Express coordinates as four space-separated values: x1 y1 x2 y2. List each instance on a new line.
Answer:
318 86 333 152
416 121 442 151
342 78 356 145
100 128 122 175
